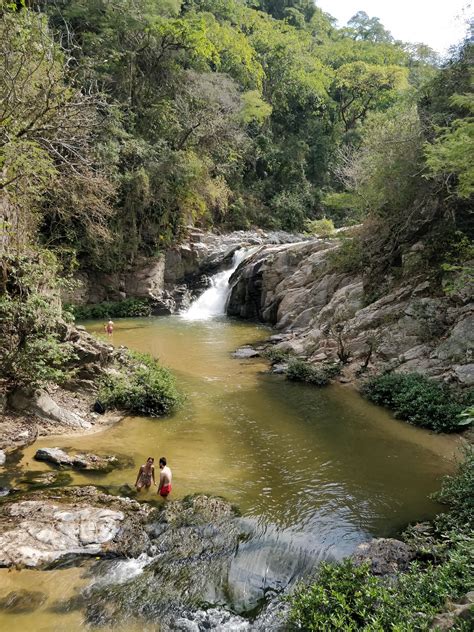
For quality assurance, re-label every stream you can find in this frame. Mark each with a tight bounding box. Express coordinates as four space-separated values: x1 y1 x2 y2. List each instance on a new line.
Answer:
0 257 460 631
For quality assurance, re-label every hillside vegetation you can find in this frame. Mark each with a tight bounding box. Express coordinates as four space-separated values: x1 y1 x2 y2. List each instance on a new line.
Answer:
1 0 473 392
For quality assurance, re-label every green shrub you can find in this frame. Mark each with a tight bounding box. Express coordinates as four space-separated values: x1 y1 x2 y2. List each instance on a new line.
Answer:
96 352 182 417
262 347 291 364
288 540 474 631
66 298 152 320
0 251 76 391
361 372 471 432
287 359 330 386
304 217 336 238
433 446 474 530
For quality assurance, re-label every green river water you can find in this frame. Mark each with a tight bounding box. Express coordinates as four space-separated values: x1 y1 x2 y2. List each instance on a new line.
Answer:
0 315 459 631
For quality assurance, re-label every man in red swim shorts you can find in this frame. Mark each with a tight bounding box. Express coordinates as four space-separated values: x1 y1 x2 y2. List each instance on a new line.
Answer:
157 456 172 498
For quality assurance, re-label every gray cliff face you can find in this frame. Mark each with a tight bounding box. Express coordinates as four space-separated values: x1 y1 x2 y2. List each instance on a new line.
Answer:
227 240 474 386
62 229 308 308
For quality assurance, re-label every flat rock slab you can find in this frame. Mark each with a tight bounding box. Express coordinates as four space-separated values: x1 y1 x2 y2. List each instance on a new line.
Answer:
232 347 260 359
34 447 125 472
0 500 124 567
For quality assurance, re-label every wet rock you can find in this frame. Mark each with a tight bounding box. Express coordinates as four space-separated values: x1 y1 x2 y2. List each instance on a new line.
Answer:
352 538 415 575
19 470 73 489
34 448 129 472
0 487 151 568
232 347 260 359
173 608 250 631
272 363 288 374
0 590 47 613
81 495 240 627
34 447 72 466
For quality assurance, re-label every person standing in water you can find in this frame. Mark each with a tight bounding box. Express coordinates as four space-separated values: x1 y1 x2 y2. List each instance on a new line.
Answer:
105 319 114 335
157 457 172 497
135 457 155 491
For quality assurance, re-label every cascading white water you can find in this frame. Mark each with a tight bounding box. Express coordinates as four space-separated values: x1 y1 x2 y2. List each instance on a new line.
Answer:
181 248 248 321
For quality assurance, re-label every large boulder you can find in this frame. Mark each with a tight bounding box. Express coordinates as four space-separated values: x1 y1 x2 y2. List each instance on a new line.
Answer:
0 487 151 568
227 238 473 384
9 389 92 430
351 538 415 575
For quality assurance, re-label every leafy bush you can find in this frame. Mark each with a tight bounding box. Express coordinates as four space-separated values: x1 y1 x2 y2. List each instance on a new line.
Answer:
286 359 340 386
0 251 75 390
433 446 474 530
96 352 182 417
289 451 474 630
361 372 471 432
262 347 291 364
288 541 474 631
304 217 336 237
67 298 152 320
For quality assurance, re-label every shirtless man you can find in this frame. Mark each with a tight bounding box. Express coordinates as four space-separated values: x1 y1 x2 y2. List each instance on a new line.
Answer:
135 457 155 491
157 457 172 498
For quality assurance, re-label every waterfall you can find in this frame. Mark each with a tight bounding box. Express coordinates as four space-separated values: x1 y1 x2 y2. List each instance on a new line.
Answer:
181 248 248 321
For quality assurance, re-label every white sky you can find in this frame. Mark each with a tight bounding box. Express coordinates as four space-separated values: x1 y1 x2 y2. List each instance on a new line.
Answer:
316 0 472 53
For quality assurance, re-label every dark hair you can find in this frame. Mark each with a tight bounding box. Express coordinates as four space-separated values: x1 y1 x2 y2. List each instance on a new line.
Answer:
159 457 167 466
147 457 154 462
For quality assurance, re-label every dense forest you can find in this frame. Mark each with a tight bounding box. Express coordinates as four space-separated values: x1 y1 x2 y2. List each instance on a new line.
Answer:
2 0 472 265
1 0 473 386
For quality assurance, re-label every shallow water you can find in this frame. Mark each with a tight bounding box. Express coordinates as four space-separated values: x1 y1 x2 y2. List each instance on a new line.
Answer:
1 316 460 629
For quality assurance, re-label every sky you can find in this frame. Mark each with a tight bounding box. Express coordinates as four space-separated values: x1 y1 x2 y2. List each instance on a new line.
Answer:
316 0 472 53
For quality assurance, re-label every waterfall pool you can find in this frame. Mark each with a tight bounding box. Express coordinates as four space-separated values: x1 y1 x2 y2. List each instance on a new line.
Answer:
0 316 460 630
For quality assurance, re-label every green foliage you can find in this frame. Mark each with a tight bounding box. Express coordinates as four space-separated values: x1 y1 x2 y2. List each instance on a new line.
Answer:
286 358 340 386
0 251 75 390
425 93 474 199
304 217 335 237
329 236 365 274
433 446 474 529
262 347 291 364
288 536 474 631
361 372 471 433
67 299 152 321
97 351 182 417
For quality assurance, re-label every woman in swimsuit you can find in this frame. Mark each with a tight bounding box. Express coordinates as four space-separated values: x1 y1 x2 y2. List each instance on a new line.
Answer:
135 457 155 491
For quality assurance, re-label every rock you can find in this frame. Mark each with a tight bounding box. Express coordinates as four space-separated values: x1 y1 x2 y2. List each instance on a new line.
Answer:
174 608 250 631
0 450 5 466
312 352 328 361
0 590 47 613
34 448 128 472
431 594 474 629
232 347 260 359
272 363 288 374
81 495 240 626
351 538 414 575
34 447 72 466
0 488 151 568
453 364 474 386
9 389 92 430
20 470 73 489
226 238 472 384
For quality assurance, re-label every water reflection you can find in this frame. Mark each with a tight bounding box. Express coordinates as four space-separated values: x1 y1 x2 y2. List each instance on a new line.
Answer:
3 315 459 630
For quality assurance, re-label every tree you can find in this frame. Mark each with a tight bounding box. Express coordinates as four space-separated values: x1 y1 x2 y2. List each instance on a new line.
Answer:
333 61 408 132
425 93 474 199
346 11 392 43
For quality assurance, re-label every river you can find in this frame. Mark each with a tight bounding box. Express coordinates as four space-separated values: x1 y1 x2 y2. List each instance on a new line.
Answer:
0 275 460 629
